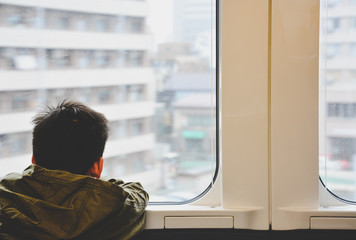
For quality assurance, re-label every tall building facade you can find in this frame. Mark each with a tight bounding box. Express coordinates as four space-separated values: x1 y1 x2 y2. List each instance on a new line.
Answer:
173 0 216 55
320 0 356 199
0 0 159 191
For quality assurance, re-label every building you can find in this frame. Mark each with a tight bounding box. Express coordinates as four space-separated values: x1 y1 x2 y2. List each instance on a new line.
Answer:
0 0 160 192
319 0 356 198
173 0 216 52
322 0 356 161
172 92 216 163
154 72 216 196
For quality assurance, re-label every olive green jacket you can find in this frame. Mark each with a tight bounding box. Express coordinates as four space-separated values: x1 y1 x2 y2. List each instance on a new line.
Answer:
0 164 149 240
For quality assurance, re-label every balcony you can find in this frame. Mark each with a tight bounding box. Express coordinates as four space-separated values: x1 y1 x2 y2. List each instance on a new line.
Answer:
0 68 154 91
0 101 155 134
0 28 152 50
0 0 149 17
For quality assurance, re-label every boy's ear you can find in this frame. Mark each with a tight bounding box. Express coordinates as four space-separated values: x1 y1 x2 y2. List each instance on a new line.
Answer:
32 155 36 164
87 157 103 179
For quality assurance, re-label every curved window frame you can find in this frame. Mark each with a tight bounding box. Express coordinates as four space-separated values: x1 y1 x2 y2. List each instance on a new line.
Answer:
145 0 270 230
271 0 356 230
149 0 220 206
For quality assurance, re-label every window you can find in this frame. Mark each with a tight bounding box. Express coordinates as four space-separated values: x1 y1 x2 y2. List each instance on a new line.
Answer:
320 0 356 204
124 50 145 67
187 114 212 126
75 50 90 69
5 0 344 233
128 118 146 136
127 17 145 33
11 91 37 112
3 5 36 28
0 134 9 158
109 120 127 140
47 49 72 69
327 18 341 33
328 0 343 7
96 17 108 32
269 0 356 231
57 16 69 30
10 132 31 156
96 87 115 104
76 13 88 31
351 43 356 56
0 132 31 158
326 43 342 58
0 0 217 205
94 50 111 68
327 103 356 118
127 84 145 102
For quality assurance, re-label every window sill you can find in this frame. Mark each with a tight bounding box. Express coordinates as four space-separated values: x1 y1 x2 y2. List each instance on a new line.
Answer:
274 205 356 230
144 205 268 230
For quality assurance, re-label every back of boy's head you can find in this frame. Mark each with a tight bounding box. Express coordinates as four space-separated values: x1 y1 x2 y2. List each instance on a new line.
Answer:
32 100 108 175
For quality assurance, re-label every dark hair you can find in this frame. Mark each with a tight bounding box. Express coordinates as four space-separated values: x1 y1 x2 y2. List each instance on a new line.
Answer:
32 100 108 175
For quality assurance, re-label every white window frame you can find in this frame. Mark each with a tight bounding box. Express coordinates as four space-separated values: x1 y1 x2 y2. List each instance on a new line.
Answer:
145 0 270 230
271 0 356 230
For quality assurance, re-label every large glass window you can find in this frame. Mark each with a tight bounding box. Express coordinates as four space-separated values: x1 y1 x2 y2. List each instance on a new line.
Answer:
320 0 356 202
0 0 217 203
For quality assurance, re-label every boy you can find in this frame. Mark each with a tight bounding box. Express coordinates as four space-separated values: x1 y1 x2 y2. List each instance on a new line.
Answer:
0 100 148 240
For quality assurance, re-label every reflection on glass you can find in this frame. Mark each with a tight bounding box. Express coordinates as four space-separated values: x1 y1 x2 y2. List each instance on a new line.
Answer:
320 0 356 202
0 0 216 203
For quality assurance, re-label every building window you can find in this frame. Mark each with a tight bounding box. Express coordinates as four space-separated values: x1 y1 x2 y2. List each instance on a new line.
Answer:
328 0 344 7
75 50 90 69
109 120 127 140
129 118 146 137
187 115 212 126
9 91 36 112
4 5 36 28
76 14 88 31
327 103 356 119
125 50 145 67
10 132 31 155
96 17 108 32
327 18 341 33
127 85 145 102
327 44 342 58
127 17 144 33
47 49 71 69
0 134 9 158
97 87 114 104
7 15 23 26
0 132 31 158
57 16 69 30
94 51 111 68
350 43 356 56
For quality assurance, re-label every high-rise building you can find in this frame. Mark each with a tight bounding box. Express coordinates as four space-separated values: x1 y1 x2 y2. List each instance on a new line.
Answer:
320 0 356 198
0 0 159 191
173 0 216 54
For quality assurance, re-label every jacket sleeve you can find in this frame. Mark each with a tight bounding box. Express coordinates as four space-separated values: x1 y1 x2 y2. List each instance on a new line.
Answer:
108 178 149 210
121 182 149 210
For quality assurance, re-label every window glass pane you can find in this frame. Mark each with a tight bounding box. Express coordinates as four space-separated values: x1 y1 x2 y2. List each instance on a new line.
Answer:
0 0 217 203
320 0 356 202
